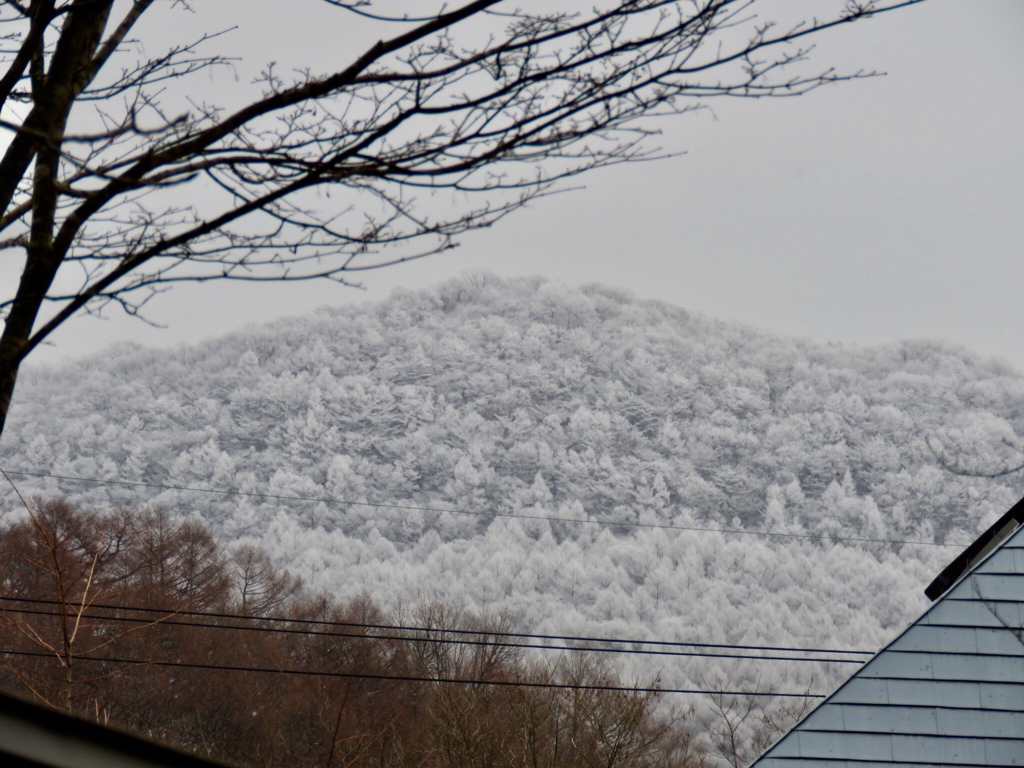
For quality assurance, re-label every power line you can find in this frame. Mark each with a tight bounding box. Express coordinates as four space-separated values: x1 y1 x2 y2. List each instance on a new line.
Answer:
0 596 875 658
1 467 964 548
0 649 826 699
0 601 868 665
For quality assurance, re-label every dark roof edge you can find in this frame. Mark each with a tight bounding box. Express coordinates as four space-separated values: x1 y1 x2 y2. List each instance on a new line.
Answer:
924 494 1024 601
0 687 239 768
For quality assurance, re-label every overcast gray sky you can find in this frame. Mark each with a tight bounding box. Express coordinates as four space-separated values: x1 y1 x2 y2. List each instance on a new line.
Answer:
22 0 1024 370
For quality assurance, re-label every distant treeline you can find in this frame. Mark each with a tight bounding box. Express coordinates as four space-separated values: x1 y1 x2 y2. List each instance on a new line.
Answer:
0 498 725 768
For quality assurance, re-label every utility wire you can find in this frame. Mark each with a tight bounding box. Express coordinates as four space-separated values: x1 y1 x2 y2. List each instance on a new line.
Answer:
1 467 964 548
0 649 826 699
0 596 876 658
0 603 867 665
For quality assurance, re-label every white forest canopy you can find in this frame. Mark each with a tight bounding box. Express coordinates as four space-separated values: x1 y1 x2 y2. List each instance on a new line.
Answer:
3 275 1024 727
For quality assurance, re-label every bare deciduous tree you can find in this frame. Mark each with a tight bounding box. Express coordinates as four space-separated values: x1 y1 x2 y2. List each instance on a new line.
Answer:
0 497 187 714
701 672 816 768
0 0 922 438
0 496 715 766
231 542 302 615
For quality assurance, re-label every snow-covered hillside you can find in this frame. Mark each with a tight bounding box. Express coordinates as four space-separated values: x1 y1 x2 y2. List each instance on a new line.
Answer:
4 274 1024 702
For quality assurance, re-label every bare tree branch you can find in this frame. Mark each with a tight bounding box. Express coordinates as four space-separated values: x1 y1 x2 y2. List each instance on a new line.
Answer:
0 0 926 440
927 435 1024 479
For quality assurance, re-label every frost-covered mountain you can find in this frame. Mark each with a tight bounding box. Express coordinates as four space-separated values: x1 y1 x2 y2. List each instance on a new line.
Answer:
4 274 1024 701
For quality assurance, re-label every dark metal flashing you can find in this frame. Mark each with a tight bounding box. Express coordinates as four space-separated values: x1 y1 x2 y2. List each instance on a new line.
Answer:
924 494 1024 601
0 688 237 768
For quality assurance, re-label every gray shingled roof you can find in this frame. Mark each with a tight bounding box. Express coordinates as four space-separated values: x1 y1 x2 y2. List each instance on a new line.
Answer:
749 521 1024 768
